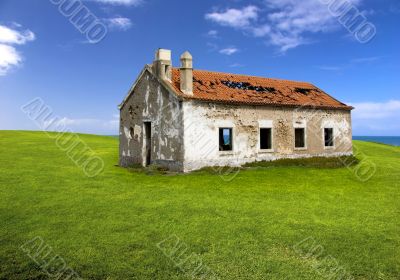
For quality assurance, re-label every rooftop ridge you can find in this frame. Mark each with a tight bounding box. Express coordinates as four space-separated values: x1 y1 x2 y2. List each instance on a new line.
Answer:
168 68 352 110
172 67 314 87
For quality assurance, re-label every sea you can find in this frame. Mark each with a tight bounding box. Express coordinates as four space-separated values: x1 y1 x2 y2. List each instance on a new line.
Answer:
353 136 400 146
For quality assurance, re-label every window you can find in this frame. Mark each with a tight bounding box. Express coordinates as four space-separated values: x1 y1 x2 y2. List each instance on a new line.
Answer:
324 128 334 147
129 127 134 139
260 128 272 150
219 128 233 151
295 128 305 148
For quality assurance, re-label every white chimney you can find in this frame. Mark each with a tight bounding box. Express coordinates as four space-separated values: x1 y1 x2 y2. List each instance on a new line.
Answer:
152 49 172 82
180 51 193 95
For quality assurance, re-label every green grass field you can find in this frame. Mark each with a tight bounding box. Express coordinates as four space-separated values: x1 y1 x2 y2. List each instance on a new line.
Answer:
0 131 399 279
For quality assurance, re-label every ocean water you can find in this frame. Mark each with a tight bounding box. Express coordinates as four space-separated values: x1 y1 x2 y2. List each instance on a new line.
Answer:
353 136 400 146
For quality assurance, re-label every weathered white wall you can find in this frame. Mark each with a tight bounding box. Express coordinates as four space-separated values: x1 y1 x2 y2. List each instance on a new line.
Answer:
119 69 184 171
182 101 352 172
120 70 353 173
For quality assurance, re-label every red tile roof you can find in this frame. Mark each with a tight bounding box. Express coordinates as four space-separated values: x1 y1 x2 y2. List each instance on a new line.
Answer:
171 68 353 110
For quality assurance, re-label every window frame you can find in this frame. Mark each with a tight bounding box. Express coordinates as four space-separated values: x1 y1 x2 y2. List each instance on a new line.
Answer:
324 127 335 148
219 127 233 152
294 127 307 150
259 127 273 152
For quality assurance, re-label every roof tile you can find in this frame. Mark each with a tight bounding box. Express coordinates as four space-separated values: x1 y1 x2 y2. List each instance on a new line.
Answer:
171 68 353 110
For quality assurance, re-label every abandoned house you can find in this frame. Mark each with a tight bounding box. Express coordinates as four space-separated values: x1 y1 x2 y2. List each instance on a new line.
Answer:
119 49 353 172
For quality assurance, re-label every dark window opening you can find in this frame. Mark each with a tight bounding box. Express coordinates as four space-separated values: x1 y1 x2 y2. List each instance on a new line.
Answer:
221 81 276 93
295 128 305 148
324 128 334 147
129 127 134 139
219 128 233 151
294 88 312 95
260 128 272 150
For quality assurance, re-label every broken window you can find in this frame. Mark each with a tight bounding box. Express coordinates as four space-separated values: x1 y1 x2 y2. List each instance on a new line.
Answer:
324 128 334 147
260 128 272 150
295 128 306 148
221 81 276 93
219 128 233 151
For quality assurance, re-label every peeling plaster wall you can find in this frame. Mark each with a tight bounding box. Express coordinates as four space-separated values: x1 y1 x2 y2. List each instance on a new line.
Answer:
119 73 352 173
119 70 184 171
182 101 352 172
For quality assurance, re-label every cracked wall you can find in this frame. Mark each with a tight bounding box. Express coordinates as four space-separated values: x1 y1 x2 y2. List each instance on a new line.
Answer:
182 101 352 172
119 71 352 173
119 70 184 171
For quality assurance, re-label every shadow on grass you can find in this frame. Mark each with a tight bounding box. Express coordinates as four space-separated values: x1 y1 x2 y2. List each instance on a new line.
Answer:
123 156 360 177
126 164 178 176
243 155 359 169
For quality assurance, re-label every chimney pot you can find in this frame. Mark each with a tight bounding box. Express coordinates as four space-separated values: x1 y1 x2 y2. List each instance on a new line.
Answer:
180 51 193 95
153 49 172 82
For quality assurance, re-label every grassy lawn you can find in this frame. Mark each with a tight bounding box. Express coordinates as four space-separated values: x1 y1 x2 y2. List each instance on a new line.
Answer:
0 131 399 279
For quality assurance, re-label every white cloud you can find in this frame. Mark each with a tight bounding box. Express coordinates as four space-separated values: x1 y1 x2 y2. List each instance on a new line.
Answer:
268 32 308 52
349 100 400 135
251 24 271 37
205 6 258 28
104 17 132 30
351 56 381 63
90 0 141 6
229 63 244 68
0 24 35 76
350 100 400 120
0 44 22 76
205 0 365 52
0 25 35 45
206 30 219 38
317 65 342 71
219 47 239 55
316 56 381 71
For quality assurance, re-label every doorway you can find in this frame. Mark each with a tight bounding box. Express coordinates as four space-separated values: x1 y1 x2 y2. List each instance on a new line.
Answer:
144 122 151 166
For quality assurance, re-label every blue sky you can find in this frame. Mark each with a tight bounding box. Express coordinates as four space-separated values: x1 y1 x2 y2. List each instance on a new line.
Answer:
0 0 399 135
